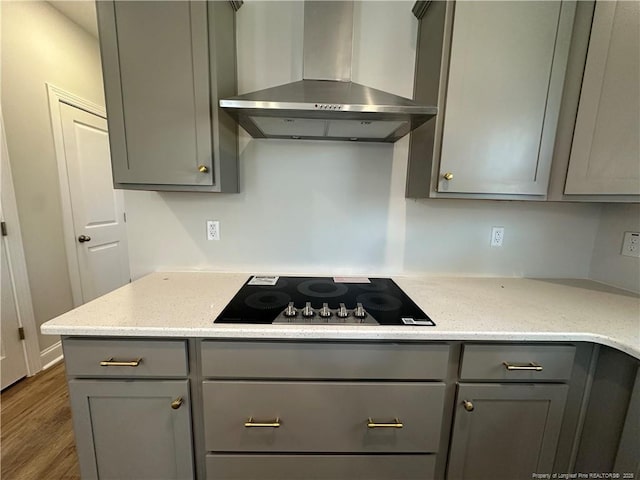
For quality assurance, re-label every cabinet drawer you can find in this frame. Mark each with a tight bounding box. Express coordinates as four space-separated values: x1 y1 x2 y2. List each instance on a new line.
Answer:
203 381 445 453
201 341 450 379
63 339 188 377
206 454 436 480
460 344 576 381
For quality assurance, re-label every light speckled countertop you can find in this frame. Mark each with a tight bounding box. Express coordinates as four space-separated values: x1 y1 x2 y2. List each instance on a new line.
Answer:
41 272 640 359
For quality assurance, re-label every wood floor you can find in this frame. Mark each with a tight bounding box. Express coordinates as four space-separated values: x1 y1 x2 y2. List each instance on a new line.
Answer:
1 362 80 479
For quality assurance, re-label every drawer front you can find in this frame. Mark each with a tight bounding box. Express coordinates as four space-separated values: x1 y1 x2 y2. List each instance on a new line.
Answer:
460 344 576 381
206 454 436 480
203 381 445 453
63 338 188 377
201 341 450 379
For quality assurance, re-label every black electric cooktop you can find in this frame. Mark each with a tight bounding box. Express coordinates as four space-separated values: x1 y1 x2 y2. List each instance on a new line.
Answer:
214 276 435 326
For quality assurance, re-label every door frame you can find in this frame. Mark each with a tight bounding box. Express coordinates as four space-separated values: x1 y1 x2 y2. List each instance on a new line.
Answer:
0 110 41 376
47 84 107 308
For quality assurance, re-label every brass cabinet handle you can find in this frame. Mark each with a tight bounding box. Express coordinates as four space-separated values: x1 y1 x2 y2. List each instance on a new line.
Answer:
462 400 474 412
502 361 543 371
78 235 91 243
99 357 142 367
442 172 454 180
198 165 209 173
367 417 404 428
171 397 183 410
244 417 281 428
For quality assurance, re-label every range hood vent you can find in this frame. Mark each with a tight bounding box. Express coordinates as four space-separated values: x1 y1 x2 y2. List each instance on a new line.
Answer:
220 2 437 143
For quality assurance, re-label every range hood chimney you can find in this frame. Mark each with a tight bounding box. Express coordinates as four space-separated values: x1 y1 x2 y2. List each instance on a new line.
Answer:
220 1 437 143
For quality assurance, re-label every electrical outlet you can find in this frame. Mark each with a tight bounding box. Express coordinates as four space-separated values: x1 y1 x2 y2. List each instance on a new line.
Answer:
621 231 640 258
206 220 220 241
491 227 504 247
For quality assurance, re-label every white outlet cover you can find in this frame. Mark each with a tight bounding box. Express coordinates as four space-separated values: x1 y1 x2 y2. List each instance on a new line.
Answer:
207 220 220 241
621 231 640 258
491 227 504 247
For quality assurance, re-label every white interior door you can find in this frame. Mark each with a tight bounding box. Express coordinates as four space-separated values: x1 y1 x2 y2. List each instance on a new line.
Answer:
59 102 130 303
1 231 28 389
1 109 39 383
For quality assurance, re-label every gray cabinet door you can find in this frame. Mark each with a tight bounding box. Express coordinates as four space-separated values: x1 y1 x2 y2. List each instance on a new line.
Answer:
564 0 640 195
447 383 568 480
436 1 574 196
68 379 193 480
97 1 218 188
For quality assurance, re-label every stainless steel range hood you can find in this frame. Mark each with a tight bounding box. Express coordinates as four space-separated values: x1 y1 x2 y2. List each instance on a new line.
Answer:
220 1 437 143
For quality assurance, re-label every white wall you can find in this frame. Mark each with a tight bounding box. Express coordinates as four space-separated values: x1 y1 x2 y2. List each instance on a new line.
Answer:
590 204 640 292
124 1 603 280
1 1 105 351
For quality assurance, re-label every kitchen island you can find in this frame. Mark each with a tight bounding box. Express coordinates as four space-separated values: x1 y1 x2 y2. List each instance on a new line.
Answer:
42 273 640 480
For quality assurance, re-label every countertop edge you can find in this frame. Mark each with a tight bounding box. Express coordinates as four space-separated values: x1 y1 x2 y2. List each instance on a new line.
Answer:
41 324 640 360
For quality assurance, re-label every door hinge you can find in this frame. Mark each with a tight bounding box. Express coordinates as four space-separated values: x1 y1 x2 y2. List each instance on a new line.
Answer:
18 327 25 340
1 221 7 236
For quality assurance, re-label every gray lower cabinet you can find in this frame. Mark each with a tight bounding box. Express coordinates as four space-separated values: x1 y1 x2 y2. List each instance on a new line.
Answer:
96 0 239 192
61 338 633 479
201 341 449 480
447 383 568 480
63 338 193 479
447 342 575 480
68 379 193 480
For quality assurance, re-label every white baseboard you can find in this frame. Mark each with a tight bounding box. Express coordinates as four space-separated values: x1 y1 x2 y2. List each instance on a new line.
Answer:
40 341 63 370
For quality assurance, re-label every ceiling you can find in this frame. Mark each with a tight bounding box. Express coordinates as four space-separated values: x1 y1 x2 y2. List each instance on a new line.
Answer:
48 1 99 39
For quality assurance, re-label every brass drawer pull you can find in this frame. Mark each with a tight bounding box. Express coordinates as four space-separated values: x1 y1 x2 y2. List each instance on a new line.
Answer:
462 400 474 412
244 417 281 428
171 397 183 410
502 361 543 371
367 417 404 428
99 357 142 367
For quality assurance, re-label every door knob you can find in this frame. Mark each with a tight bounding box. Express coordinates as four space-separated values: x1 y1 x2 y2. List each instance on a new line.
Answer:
78 235 91 243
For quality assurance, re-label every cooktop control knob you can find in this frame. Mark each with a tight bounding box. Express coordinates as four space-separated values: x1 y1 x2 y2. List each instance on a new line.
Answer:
284 302 297 318
337 303 349 318
354 302 367 320
302 302 315 318
319 303 332 318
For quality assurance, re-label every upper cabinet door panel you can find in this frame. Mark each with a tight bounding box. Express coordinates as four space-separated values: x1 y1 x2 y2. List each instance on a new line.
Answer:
102 1 213 186
438 1 564 195
565 0 640 195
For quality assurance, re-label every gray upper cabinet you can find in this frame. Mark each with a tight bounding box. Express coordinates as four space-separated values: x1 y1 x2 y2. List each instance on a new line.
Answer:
564 0 640 197
96 1 239 192
407 1 576 199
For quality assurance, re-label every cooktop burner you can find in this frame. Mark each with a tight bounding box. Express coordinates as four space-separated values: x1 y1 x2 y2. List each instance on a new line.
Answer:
214 276 435 326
